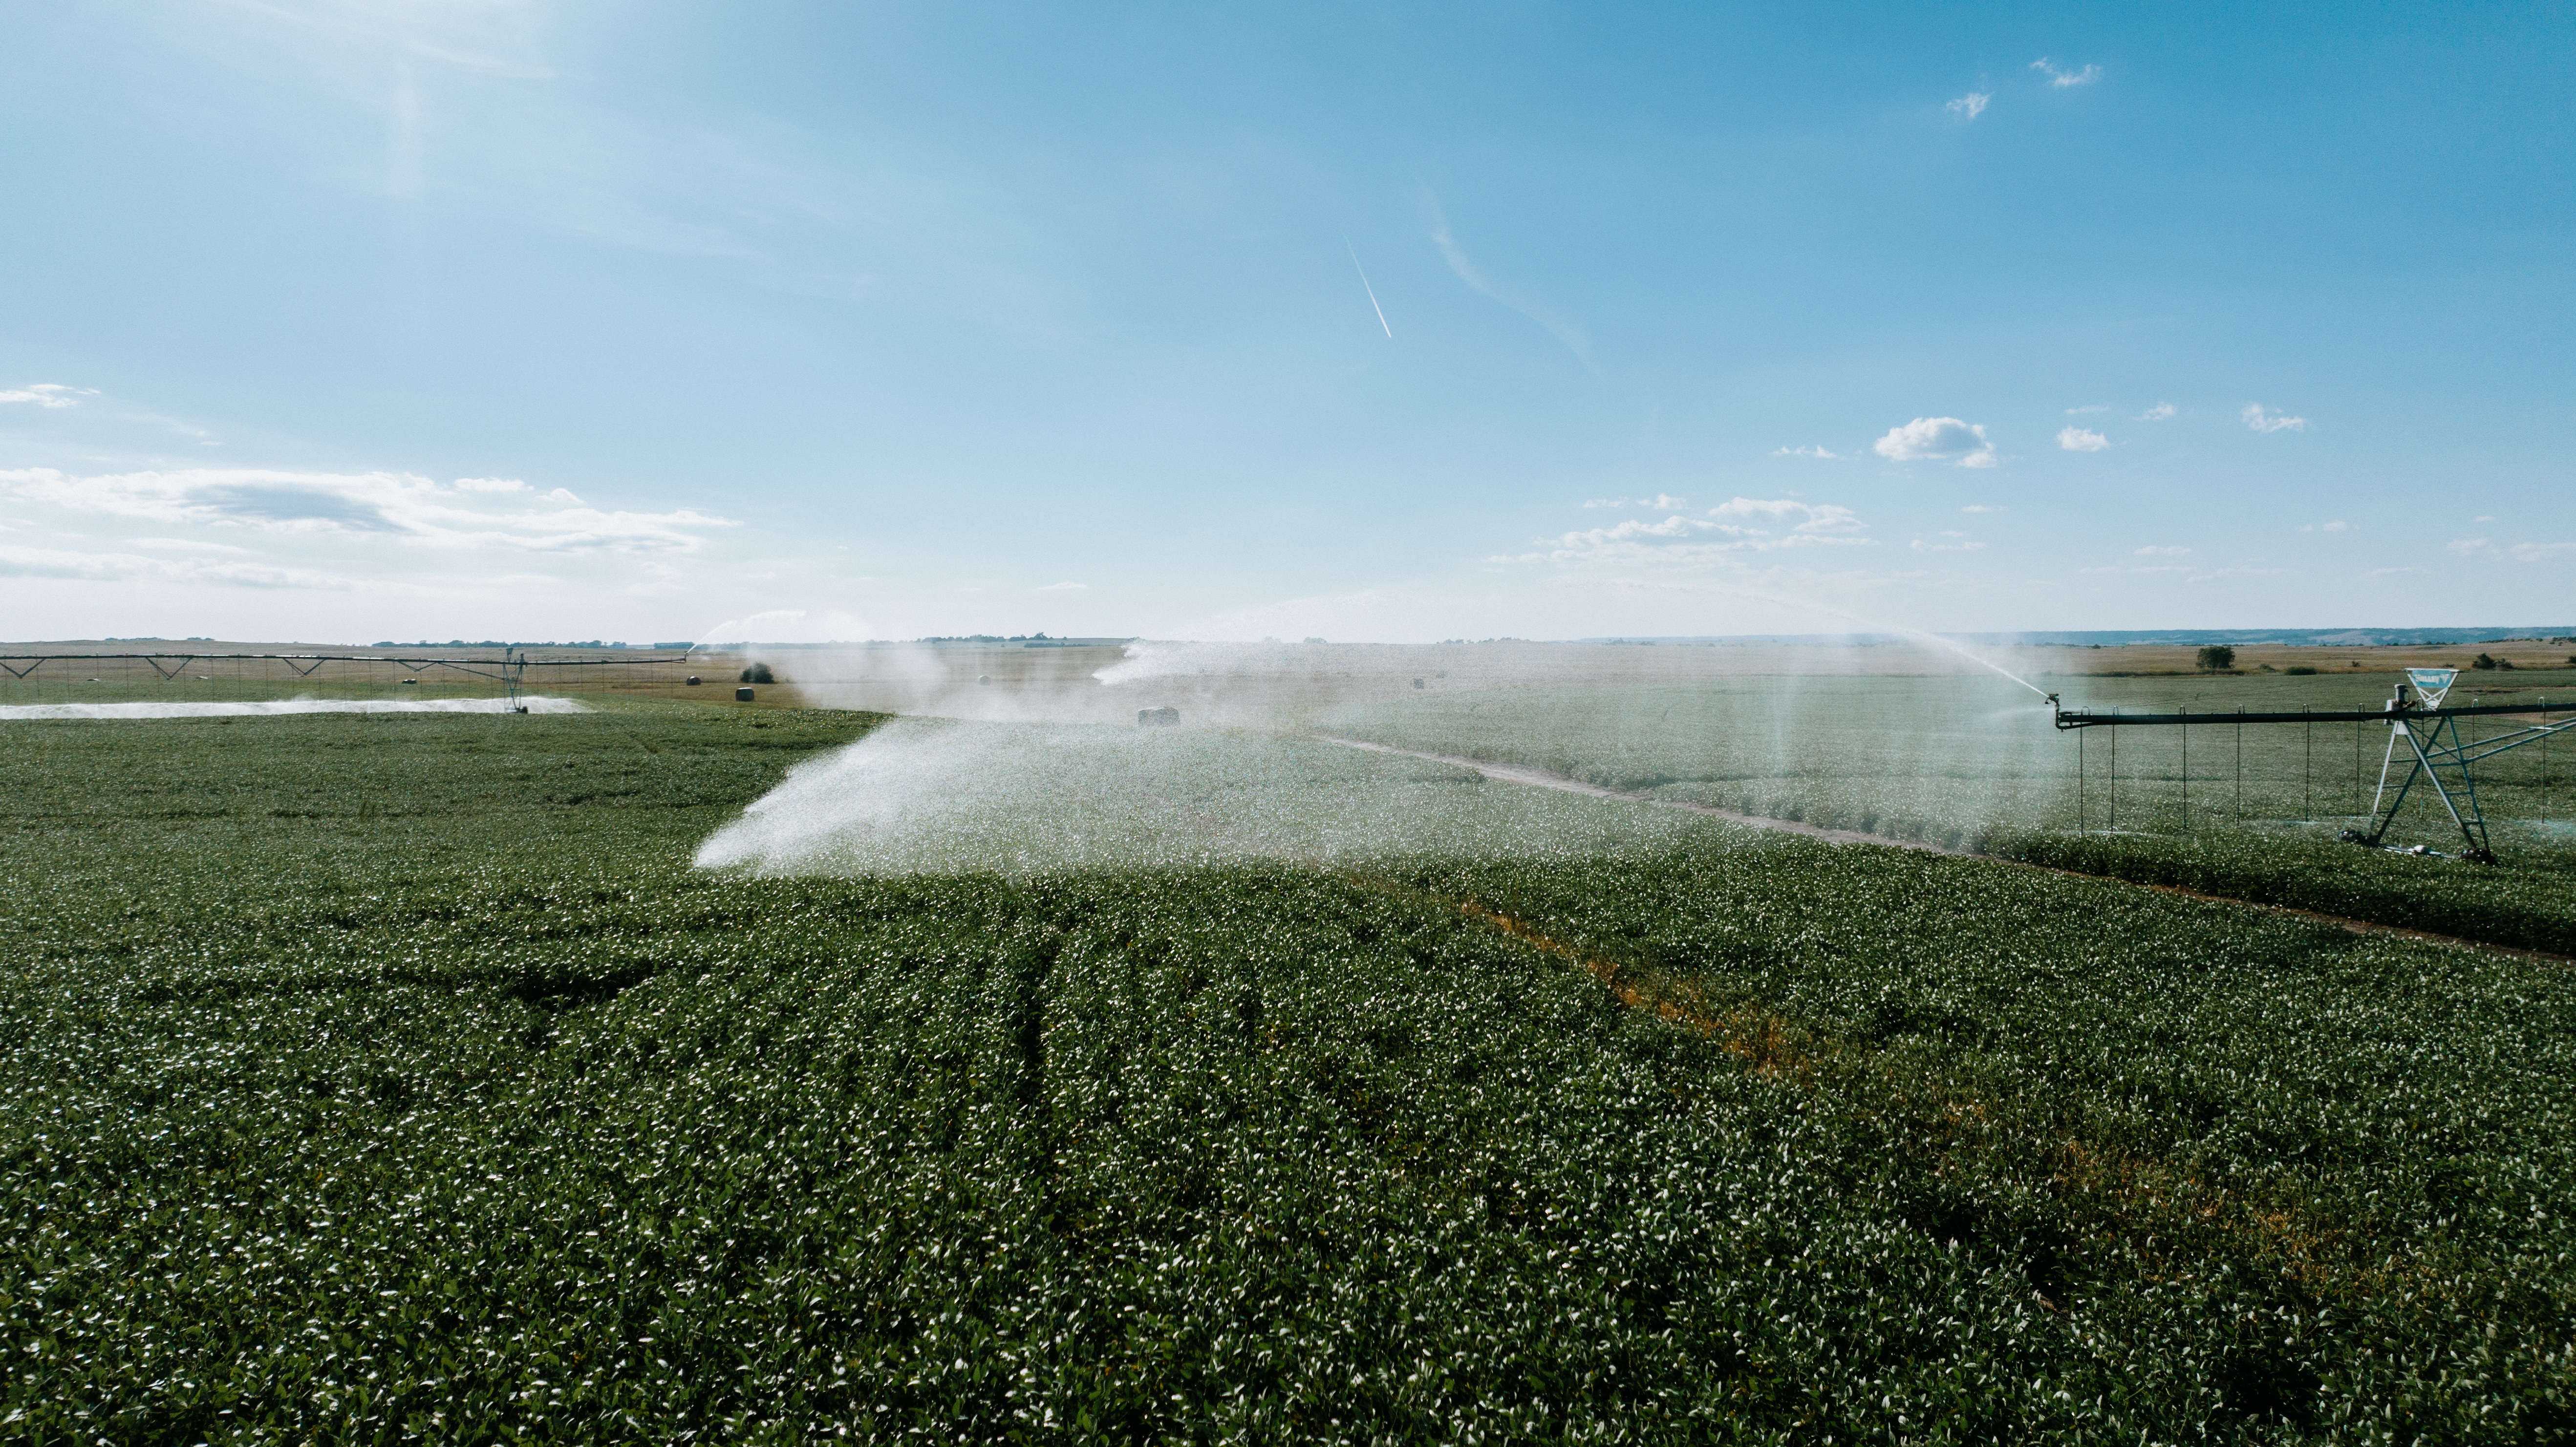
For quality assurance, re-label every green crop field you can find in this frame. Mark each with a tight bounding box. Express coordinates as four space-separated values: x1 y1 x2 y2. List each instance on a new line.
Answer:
5 699 2574 1441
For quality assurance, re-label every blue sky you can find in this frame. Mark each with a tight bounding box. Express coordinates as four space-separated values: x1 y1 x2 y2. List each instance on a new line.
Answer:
1 1 2568 643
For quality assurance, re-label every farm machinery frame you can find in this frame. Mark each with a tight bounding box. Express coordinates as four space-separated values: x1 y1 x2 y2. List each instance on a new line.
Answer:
2050 669 2573 864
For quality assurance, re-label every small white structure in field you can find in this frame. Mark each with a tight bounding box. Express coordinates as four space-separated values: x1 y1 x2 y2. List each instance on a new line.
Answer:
1138 706 1179 726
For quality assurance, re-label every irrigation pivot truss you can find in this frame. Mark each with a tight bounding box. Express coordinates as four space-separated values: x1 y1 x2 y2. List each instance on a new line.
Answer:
0 649 698 712
2050 669 2574 863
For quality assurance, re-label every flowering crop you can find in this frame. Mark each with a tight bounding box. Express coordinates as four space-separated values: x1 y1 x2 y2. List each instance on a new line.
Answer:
2 703 2571 1440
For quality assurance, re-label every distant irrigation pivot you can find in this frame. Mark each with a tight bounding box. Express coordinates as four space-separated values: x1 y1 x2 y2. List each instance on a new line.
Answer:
2049 669 2575 864
0 648 699 714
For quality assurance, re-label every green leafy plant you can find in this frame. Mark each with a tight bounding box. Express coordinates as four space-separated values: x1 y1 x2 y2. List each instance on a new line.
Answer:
4 701 2573 1439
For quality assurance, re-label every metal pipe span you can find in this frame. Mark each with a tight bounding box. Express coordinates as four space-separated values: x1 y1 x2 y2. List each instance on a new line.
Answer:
2053 700 2570 729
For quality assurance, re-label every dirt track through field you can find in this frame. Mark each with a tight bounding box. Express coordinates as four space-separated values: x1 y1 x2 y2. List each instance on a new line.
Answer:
1313 734 2573 965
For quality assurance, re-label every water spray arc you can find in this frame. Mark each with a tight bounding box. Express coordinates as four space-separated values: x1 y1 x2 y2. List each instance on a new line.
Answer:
1591 579 2053 699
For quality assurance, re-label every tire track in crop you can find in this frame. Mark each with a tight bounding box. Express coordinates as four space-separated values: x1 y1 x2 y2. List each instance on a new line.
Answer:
1314 735 2573 965
1348 872 2455 1327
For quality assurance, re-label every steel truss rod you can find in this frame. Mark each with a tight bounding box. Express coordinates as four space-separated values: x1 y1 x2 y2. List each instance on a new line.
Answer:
2054 700 2570 729
2044 680 2569 864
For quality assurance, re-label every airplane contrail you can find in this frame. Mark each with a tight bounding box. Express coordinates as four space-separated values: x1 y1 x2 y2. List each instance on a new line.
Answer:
1343 235 1393 338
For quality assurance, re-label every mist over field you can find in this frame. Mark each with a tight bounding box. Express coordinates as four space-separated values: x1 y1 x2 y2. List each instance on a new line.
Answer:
696 635 2576 876
691 715 1722 876
8 0 2576 1434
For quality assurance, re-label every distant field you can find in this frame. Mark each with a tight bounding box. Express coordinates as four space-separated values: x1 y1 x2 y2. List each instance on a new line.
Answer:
4 698 2573 1440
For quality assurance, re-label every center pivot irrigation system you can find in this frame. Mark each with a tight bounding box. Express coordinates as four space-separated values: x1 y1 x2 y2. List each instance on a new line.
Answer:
2050 669 2574 864
0 648 696 711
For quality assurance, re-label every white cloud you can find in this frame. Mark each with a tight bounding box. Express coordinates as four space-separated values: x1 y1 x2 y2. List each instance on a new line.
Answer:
1427 199 1597 375
2298 520 2353 533
1039 580 1089 591
1499 497 1871 569
2030 58 2102 87
1947 92 1991 120
1873 417 1997 468
1580 516 1711 542
1770 446 1841 460
2137 402 2177 421
452 476 530 492
2474 514 2496 522
1961 504 2003 513
1582 493 1689 510
0 383 97 409
1911 538 1986 553
0 468 733 553
2135 545 2191 556
2510 542 2576 562
1707 497 1866 534
2446 537 2493 555
2057 426 2110 452
2064 404 2109 415
2242 404 2309 433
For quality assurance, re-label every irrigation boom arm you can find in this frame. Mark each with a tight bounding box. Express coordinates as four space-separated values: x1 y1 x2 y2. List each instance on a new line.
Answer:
2046 680 2574 864
2050 700 2570 729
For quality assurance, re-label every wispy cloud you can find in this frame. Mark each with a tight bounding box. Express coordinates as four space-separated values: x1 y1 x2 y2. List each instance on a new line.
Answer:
0 543 353 590
1426 199 1598 376
0 468 733 553
2063 404 2110 415
2137 402 2177 421
2135 545 2191 556
1770 445 1841 459
2510 542 2576 562
2057 426 2110 452
1962 504 2003 513
1911 535 1986 553
1708 498 1864 533
2446 538 2491 555
1582 494 1689 510
2242 404 2309 433
0 384 96 409
1039 580 1089 591
2298 520 2354 533
1874 417 1997 468
1947 92 1991 120
1497 497 1869 569
2030 58 2101 88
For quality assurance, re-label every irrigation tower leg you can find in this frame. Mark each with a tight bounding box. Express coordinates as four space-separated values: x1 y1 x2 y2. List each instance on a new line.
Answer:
2366 721 2409 835
2355 717 2494 862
